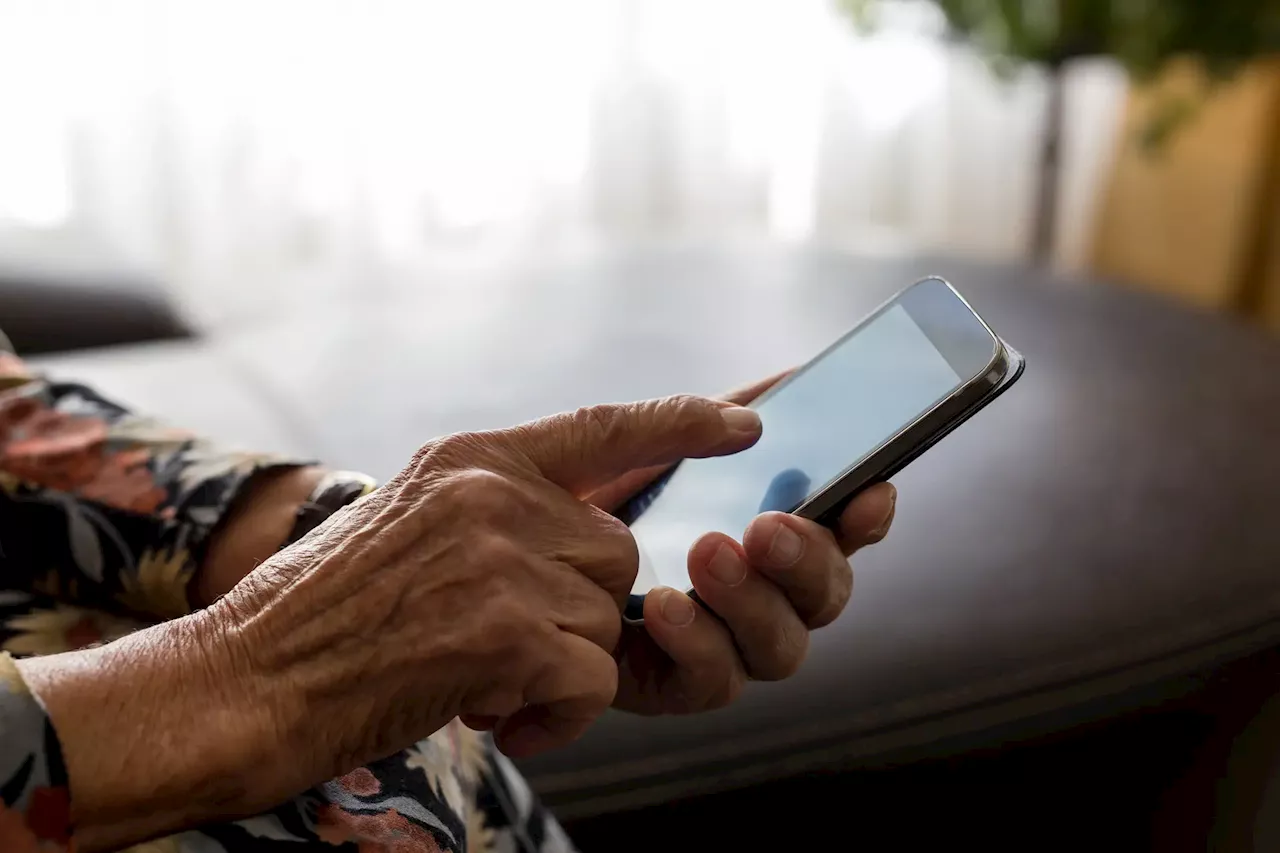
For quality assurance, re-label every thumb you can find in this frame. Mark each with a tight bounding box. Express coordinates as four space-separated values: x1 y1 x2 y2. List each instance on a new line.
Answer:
511 394 762 496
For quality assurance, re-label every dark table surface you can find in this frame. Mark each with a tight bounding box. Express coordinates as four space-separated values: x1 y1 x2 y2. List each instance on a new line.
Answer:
32 245 1280 818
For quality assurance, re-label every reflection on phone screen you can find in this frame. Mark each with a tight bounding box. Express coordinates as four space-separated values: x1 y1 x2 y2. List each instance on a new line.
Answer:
628 304 964 593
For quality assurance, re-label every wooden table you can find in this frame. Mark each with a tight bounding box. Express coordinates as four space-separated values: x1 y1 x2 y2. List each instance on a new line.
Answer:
33 244 1280 840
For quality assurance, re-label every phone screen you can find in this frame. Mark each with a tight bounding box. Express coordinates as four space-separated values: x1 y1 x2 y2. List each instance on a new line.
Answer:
626 300 981 595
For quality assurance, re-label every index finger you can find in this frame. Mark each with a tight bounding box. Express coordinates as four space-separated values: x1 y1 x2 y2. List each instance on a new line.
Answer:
587 371 794 511
512 395 762 497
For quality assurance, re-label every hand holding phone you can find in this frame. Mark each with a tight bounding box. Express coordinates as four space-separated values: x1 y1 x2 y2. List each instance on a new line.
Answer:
619 277 1023 623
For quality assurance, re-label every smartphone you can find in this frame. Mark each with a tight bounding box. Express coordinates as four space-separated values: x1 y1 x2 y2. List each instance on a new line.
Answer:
617 277 1024 623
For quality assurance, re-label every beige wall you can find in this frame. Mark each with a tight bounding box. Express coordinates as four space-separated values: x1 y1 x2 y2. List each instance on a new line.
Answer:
1092 59 1280 331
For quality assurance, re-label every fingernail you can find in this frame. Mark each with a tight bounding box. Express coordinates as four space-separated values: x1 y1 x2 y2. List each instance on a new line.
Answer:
707 543 746 586
720 405 762 437
868 486 897 543
767 523 804 566
660 589 696 626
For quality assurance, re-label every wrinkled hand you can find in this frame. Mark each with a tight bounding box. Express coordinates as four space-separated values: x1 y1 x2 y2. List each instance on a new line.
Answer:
590 372 898 716
214 395 760 777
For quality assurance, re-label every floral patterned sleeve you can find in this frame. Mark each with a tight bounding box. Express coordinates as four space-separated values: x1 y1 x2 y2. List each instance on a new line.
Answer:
0 349 308 622
0 342 576 853
0 651 73 850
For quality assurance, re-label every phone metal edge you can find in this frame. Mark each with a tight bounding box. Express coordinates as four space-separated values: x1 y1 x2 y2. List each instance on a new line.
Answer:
794 339 1010 522
623 280 1018 625
736 276 968 414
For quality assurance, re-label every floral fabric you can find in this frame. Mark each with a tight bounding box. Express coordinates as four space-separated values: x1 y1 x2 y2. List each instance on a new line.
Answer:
0 346 572 852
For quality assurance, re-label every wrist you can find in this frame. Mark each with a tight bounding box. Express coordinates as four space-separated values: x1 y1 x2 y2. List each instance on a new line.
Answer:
15 610 289 850
194 465 327 607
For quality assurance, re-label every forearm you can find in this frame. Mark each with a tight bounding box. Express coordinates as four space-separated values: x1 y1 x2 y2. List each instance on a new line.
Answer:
5 462 380 851
14 613 288 851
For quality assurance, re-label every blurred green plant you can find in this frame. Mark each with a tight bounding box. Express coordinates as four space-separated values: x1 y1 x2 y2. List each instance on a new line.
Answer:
839 0 1280 258
841 1 1280 80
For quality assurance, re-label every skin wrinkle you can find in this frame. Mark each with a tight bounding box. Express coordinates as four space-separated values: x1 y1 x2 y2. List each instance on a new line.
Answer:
242 476 427 626
259 537 448 686
7 387 894 850
543 559 621 654
813 563 853 628
263 471 565 737
773 620 808 680
30 618 281 845
542 512 636 607
257 471 568 768
196 608 312 794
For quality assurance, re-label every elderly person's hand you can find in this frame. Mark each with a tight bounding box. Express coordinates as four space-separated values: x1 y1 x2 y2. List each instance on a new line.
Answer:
198 370 893 726
588 372 897 716
15 394 760 851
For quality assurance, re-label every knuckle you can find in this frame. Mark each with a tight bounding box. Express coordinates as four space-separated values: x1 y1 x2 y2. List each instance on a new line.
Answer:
572 403 627 449
429 431 490 464
550 568 624 651
583 589 623 651
706 666 747 710
597 509 639 566
468 530 519 570
409 431 492 480
754 624 809 681
566 395 721 460
487 600 534 649
442 468 521 520
810 566 853 629
408 438 440 470
662 394 719 441
572 508 640 600
665 393 712 418
474 575 538 651
587 652 621 704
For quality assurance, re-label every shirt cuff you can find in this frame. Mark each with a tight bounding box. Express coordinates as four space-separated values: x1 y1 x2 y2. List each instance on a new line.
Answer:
0 652 73 851
1 372 317 620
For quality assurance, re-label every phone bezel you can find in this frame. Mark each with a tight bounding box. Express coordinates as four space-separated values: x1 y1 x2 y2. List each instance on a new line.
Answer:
621 277 1022 624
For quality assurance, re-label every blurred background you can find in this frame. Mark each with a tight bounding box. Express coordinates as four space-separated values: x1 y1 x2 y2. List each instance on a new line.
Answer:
0 0 1135 327
6 0 1279 332
7 3 1280 849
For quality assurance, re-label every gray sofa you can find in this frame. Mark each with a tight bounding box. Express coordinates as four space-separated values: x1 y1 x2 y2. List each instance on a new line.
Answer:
0 258 191 354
